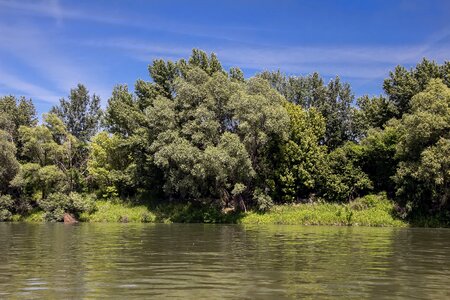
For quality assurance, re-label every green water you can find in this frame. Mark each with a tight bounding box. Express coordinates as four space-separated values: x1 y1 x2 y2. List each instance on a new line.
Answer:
0 223 449 299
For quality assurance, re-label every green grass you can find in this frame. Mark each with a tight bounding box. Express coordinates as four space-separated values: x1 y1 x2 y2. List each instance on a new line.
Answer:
240 194 407 227
22 210 46 223
18 194 408 227
79 200 156 223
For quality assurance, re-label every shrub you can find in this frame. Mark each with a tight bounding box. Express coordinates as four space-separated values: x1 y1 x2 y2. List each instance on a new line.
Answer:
0 194 13 221
38 192 97 221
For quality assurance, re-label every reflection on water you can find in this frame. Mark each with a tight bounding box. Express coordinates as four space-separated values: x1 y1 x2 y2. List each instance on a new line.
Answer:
0 223 450 299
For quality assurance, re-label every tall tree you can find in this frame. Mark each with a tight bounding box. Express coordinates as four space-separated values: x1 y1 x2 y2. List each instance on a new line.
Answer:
0 129 20 195
258 71 354 149
383 58 450 119
0 95 37 144
352 95 397 138
18 114 82 199
272 103 327 202
51 84 102 142
392 79 450 215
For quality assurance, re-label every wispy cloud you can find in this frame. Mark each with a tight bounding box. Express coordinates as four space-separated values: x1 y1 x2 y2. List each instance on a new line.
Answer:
0 24 111 103
0 0 271 44
0 68 60 103
214 44 450 77
0 0 124 25
86 36 450 80
1 0 449 107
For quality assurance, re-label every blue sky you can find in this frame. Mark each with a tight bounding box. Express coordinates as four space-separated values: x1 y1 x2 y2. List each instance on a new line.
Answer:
1 0 449 115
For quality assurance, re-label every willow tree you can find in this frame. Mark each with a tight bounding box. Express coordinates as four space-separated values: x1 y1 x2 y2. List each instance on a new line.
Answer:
148 67 288 209
393 79 450 215
97 49 289 209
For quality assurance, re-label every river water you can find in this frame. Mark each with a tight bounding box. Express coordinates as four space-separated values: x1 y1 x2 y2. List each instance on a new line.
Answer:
0 223 449 299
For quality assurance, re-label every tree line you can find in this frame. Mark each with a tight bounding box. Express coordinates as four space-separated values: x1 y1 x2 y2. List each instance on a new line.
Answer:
1 49 449 222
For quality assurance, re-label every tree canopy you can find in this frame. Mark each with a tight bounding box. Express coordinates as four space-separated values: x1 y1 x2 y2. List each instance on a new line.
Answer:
1 50 449 223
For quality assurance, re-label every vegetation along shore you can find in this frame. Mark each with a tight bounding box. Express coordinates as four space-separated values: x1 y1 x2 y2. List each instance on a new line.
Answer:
1 50 450 227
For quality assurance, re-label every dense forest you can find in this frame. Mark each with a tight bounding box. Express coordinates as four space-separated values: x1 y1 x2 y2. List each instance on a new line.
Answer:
1 49 450 223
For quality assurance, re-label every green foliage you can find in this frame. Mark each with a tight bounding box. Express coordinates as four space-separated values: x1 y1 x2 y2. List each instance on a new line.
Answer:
353 95 397 136
392 79 450 215
16 113 87 215
252 188 274 211
320 142 373 202
241 193 406 227
0 95 37 145
79 200 156 223
229 67 244 82
273 102 327 202
38 192 96 221
383 59 450 118
359 124 399 194
23 210 46 223
88 132 134 197
0 194 14 221
104 84 145 136
51 84 102 142
258 71 354 149
2 53 450 226
0 130 20 193
143 61 287 208
37 192 69 221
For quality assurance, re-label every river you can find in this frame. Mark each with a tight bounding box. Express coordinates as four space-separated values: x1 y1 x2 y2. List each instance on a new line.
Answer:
0 223 449 299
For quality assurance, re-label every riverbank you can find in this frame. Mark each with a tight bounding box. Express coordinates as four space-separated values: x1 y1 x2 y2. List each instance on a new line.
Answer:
241 195 407 227
17 194 414 227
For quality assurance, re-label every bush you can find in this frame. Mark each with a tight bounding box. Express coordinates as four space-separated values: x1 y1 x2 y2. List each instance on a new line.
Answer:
71 193 96 214
319 142 373 202
38 192 97 221
348 194 381 211
0 194 14 221
253 188 274 212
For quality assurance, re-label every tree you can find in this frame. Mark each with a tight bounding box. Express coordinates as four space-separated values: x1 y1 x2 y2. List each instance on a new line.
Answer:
147 68 287 208
230 77 289 173
18 114 82 199
353 95 397 137
0 95 37 150
51 84 102 142
393 79 450 215
104 85 144 137
383 58 449 119
320 76 354 148
100 50 289 209
258 71 354 149
88 132 134 198
272 102 327 202
416 138 450 208
359 122 400 195
319 142 373 202
0 130 20 194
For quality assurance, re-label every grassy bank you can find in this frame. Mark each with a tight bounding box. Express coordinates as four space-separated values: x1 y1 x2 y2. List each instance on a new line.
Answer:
18 194 410 227
240 194 407 227
79 201 156 223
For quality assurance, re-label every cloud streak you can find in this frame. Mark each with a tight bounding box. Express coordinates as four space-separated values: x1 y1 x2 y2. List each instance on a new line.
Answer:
86 37 450 80
0 0 123 25
0 69 60 104
0 0 272 44
1 0 449 109
0 24 111 104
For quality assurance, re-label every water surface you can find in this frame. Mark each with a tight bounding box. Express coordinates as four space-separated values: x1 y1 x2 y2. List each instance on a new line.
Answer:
0 223 449 299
